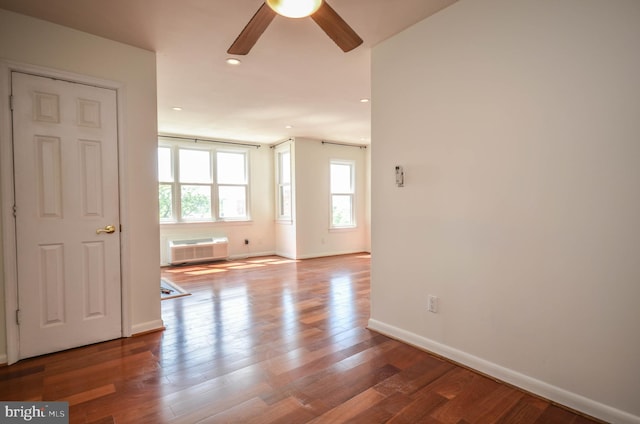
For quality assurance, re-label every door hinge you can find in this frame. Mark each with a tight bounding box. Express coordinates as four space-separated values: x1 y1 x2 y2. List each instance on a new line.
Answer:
13 204 17 218
16 309 21 325
9 94 13 111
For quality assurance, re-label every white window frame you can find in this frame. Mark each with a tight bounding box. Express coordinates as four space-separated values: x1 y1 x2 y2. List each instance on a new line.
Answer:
276 145 292 222
329 159 356 229
158 145 175 222
216 149 250 221
158 138 251 223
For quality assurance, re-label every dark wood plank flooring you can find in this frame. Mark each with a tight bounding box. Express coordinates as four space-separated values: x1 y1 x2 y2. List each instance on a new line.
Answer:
0 254 603 423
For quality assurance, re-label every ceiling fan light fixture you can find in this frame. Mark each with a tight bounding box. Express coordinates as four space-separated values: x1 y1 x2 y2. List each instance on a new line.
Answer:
266 0 323 18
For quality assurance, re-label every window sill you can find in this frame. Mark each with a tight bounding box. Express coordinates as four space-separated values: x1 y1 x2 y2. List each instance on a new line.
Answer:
329 226 358 232
161 220 253 227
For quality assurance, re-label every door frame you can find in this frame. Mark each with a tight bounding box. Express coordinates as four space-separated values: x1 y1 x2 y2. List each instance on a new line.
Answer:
0 60 132 365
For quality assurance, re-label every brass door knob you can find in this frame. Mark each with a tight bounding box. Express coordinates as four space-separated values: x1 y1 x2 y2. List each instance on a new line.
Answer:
96 225 116 234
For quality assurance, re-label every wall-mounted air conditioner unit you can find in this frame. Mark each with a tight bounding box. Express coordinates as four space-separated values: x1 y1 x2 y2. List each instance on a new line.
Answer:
168 237 229 265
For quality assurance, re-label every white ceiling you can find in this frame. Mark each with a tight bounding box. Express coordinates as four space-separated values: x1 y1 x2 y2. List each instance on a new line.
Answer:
0 0 457 145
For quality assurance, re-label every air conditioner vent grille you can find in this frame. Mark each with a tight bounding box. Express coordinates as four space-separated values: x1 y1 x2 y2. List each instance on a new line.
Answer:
169 237 228 265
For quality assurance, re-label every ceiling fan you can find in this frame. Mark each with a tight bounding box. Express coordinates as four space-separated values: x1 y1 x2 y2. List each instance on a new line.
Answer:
228 0 363 55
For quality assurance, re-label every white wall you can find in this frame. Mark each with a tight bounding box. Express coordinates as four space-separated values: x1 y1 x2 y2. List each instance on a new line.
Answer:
0 9 162 352
159 142 275 264
293 138 368 259
370 0 640 422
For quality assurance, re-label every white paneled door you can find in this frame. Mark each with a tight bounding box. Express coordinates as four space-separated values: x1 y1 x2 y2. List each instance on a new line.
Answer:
12 72 122 359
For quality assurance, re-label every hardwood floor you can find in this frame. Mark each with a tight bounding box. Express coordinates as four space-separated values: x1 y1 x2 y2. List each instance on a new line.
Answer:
0 254 602 423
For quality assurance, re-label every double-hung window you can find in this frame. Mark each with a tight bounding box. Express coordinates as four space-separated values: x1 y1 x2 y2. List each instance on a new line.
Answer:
179 148 213 220
217 151 248 219
158 146 174 220
330 160 355 228
276 149 292 221
158 140 250 222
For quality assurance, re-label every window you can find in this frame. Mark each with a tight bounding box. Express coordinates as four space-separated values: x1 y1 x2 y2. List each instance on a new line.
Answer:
158 147 173 220
179 149 212 220
276 149 291 220
330 160 355 228
157 140 250 222
217 151 248 219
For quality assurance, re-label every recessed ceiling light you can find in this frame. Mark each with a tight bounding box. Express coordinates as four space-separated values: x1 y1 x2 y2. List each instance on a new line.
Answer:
285 125 293 129
172 107 183 111
360 98 370 103
226 58 242 65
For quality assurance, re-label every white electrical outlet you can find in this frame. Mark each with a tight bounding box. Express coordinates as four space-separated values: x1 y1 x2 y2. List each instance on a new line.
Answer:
428 295 439 313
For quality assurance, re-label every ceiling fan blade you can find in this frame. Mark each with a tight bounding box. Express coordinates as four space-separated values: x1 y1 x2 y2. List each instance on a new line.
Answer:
311 1 363 52
228 3 277 55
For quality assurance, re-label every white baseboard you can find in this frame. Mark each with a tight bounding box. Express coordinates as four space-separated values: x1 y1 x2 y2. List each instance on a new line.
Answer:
160 251 278 266
295 249 369 260
228 250 276 260
131 319 165 336
367 319 639 424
